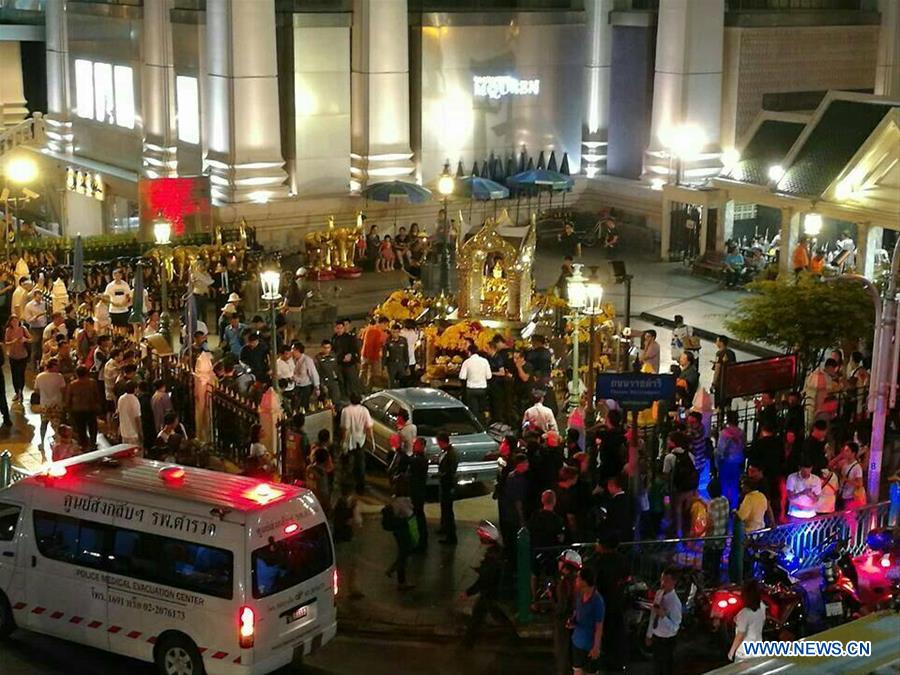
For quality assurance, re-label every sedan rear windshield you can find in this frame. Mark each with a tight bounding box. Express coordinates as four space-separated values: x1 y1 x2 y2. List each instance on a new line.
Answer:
413 407 483 437
251 522 334 599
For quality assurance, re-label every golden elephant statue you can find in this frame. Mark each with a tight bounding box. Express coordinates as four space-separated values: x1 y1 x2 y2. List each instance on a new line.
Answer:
304 230 332 275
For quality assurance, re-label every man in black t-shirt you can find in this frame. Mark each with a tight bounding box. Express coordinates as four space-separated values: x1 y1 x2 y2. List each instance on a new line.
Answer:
558 222 581 259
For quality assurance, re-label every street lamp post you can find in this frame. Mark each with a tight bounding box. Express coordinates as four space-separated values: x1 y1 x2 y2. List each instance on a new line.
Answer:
583 278 604 407
154 219 173 345
567 264 588 409
2 156 39 259
260 269 283 391
437 161 455 291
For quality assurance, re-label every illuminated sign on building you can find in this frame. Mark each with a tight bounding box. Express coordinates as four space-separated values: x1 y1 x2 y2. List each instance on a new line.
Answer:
66 167 105 201
473 76 540 100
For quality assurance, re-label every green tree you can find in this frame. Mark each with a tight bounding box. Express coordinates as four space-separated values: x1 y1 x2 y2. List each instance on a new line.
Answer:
725 274 875 381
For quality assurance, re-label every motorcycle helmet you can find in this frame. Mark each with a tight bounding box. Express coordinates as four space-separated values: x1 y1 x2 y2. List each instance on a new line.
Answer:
475 520 502 546
558 549 583 570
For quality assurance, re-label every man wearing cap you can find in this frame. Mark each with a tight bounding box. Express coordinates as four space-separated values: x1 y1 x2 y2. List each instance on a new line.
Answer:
218 291 242 337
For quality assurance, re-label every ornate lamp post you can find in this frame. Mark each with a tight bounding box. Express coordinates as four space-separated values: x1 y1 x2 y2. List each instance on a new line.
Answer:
260 269 282 391
153 219 172 344
567 263 588 408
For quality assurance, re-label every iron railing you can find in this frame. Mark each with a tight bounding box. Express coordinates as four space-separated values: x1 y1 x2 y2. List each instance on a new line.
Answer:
0 450 32 490
207 383 260 462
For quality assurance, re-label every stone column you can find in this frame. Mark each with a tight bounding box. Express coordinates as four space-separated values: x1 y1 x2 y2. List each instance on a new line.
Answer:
581 0 614 177
875 0 900 97
778 207 801 277
45 0 74 153
204 0 289 203
660 193 673 260
350 0 415 188
856 223 884 280
643 0 724 184
715 199 734 254
193 352 217 444
0 42 27 130
141 0 178 178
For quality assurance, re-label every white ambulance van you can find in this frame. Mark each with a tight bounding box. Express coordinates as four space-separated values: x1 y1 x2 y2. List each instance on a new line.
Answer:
0 445 337 675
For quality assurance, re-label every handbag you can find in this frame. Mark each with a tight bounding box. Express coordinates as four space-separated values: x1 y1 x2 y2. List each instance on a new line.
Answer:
29 390 40 406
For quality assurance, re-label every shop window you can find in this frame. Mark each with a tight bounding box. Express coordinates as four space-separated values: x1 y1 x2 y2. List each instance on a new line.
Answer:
113 66 135 129
74 59 94 119
93 62 114 125
176 75 200 144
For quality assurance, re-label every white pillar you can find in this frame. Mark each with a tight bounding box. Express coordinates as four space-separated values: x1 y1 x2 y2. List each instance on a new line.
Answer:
350 0 415 188
717 199 734 253
45 0 73 154
0 42 27 130
141 0 178 178
660 194 672 260
856 223 884 279
778 208 800 277
204 0 289 203
875 0 900 97
581 0 614 177
644 0 724 184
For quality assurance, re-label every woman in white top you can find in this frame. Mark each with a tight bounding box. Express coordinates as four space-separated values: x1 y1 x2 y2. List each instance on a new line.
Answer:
729 579 767 661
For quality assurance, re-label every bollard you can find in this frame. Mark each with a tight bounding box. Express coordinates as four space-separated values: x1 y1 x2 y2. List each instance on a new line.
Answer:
890 483 900 527
0 450 11 489
516 526 532 624
729 516 745 583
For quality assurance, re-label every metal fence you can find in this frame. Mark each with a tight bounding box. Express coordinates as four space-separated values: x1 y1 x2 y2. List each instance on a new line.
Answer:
516 499 893 623
0 450 32 490
208 383 260 463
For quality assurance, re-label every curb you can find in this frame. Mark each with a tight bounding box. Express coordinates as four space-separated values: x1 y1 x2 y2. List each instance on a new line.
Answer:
639 312 779 359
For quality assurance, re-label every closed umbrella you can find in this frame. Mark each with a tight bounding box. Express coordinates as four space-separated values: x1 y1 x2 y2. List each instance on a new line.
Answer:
480 161 490 178
504 156 515 181
472 160 480 177
537 151 546 170
70 234 86 294
456 160 466 178
128 263 144 325
560 153 571 176
547 151 558 172
526 156 535 171
518 149 527 173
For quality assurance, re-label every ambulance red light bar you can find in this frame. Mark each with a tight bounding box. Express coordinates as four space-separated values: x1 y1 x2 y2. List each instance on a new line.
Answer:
283 522 300 535
244 482 286 506
158 466 186 483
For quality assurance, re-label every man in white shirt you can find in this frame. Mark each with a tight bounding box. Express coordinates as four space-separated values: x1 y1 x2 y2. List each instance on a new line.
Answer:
399 320 419 370
116 380 142 447
292 341 320 410
23 289 48 367
104 268 132 332
786 458 822 519
42 312 68 343
11 277 32 320
340 392 374 494
523 389 558 433
275 344 296 394
645 567 683 672
459 344 491 424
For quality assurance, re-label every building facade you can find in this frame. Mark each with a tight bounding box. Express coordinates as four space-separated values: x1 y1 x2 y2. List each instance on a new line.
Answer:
0 0 898 243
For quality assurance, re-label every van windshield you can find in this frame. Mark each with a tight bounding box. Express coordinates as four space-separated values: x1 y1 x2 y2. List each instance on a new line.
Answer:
412 407 483 436
251 522 333 599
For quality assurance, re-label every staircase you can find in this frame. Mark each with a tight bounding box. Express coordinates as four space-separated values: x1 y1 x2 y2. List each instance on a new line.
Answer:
0 111 44 159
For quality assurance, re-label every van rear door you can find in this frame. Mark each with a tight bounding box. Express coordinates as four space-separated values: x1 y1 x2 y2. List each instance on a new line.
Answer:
247 519 335 660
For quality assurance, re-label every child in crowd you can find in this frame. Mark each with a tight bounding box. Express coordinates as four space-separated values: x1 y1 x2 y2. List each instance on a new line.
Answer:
378 235 395 272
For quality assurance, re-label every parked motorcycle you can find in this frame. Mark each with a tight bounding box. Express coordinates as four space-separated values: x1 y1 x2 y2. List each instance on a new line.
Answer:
820 539 861 627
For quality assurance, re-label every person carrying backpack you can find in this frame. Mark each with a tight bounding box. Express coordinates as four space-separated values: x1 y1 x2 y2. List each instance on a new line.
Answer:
663 431 697 538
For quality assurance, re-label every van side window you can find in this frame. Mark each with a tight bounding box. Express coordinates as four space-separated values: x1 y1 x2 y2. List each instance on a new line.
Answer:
33 511 234 599
0 502 22 542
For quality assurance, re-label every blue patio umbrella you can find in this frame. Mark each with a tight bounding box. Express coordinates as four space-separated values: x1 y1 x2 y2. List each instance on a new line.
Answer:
537 151 546 170
547 151 558 172
70 234 86 294
458 176 510 201
361 180 432 204
507 169 574 191
128 263 144 324
560 153 571 176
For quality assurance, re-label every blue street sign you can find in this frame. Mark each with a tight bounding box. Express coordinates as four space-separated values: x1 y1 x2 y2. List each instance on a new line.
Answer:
596 373 676 408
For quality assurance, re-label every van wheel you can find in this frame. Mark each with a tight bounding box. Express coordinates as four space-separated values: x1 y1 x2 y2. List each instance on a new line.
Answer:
155 635 205 675
0 592 16 639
